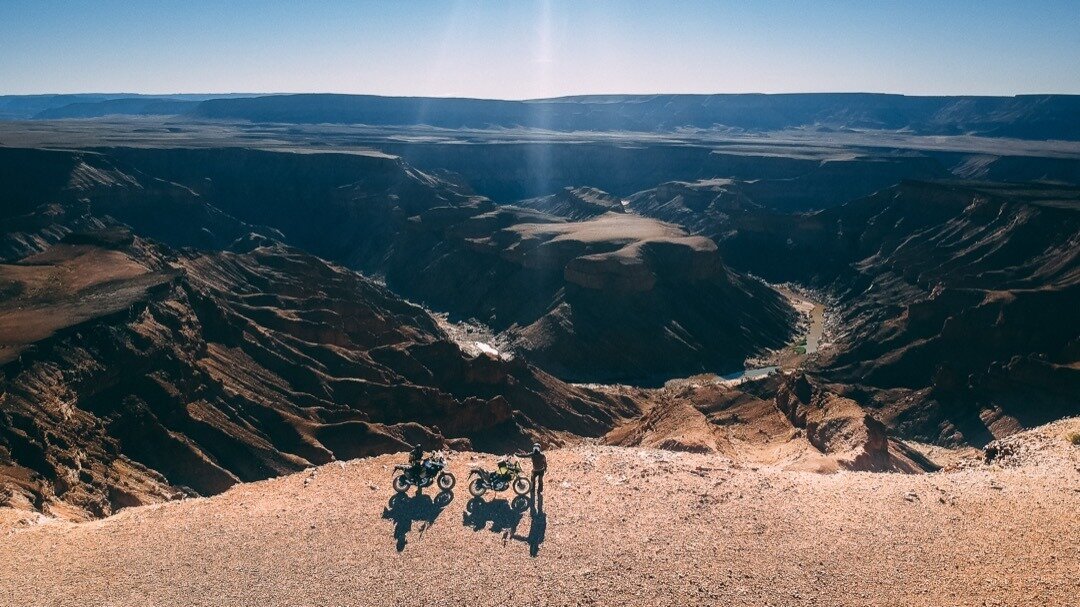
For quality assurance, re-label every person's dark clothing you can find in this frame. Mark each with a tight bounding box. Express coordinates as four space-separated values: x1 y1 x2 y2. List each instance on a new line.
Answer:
528 451 547 473
531 468 545 495
408 445 425 479
517 449 547 495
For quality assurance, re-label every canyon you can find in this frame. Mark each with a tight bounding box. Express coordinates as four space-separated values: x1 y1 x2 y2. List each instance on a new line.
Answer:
0 98 1076 605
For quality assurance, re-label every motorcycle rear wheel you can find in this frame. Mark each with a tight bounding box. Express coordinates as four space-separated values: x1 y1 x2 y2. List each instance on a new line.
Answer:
392 473 410 493
468 478 487 497
437 472 456 491
513 476 532 495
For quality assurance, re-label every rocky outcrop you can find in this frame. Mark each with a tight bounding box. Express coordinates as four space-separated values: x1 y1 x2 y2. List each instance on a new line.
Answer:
773 374 932 472
603 373 936 473
626 179 762 234
516 186 627 220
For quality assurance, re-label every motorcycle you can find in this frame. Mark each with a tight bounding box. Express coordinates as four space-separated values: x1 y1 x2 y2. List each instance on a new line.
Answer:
468 457 531 497
392 451 456 492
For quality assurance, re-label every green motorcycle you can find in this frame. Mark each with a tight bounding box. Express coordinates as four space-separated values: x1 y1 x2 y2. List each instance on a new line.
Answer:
467 457 531 497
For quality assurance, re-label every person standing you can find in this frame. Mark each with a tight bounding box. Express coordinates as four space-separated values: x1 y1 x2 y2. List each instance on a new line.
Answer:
516 443 547 496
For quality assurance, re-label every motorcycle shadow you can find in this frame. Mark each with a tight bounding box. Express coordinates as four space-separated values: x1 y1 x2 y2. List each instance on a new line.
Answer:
381 490 454 552
461 495 530 539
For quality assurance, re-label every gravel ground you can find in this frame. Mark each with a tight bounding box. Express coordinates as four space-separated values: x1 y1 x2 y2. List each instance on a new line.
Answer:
1 420 1078 607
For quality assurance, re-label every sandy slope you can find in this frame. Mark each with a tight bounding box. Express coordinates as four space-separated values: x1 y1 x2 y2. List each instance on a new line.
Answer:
1 420 1078 607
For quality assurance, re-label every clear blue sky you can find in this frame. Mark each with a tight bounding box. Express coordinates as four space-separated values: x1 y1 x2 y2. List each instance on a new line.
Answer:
2 0 1078 98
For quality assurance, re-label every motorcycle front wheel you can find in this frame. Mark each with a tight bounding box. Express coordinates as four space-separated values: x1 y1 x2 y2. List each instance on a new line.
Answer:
392 473 410 493
468 478 487 497
434 490 454 508
513 476 532 495
437 472 456 491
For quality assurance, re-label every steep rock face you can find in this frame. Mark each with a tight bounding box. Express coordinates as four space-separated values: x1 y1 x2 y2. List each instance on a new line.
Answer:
719 181 1080 445
0 233 636 519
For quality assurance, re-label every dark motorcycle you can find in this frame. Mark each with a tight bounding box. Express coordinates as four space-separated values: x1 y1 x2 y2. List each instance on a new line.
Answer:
393 451 456 492
468 457 531 497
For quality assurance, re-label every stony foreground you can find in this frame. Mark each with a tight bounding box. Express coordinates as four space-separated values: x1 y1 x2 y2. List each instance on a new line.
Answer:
1 420 1078 607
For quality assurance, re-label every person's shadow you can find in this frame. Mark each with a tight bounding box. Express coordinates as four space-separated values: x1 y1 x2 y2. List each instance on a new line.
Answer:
523 495 547 557
464 494 548 557
381 489 454 551
461 496 529 543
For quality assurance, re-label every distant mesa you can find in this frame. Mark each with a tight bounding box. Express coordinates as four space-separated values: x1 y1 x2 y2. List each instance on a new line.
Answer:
2 92 1080 140
493 213 719 292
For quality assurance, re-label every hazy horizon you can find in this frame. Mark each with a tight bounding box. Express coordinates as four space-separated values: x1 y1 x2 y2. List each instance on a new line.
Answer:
6 91 1080 101
3 0 1079 98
